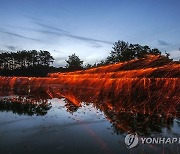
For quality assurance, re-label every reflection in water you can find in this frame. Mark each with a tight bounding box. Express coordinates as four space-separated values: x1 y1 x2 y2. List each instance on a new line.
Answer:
0 55 179 117
0 83 179 136
63 95 177 136
0 80 179 153
0 56 180 153
105 112 174 136
65 99 80 113
0 77 179 116
0 96 52 116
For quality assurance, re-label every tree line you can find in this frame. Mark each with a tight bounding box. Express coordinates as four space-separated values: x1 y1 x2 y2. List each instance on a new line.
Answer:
0 50 56 76
0 50 54 70
66 40 168 70
106 40 161 63
0 40 172 76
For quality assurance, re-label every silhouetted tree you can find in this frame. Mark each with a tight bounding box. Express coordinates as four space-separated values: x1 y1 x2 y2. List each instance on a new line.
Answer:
0 50 54 70
165 51 170 58
84 63 92 69
39 50 54 66
0 50 55 76
106 40 162 64
150 48 161 55
65 53 83 71
96 60 106 67
106 41 129 63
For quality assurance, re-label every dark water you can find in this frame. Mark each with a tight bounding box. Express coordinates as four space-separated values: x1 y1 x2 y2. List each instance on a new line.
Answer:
0 95 180 154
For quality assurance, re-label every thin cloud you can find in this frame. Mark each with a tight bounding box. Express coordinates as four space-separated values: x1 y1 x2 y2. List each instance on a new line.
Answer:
23 15 45 22
65 33 113 44
0 30 40 41
5 45 18 51
91 43 103 48
33 22 69 34
159 42 180 50
158 40 170 46
0 50 7 53
33 22 113 44
8 25 64 36
8 24 113 45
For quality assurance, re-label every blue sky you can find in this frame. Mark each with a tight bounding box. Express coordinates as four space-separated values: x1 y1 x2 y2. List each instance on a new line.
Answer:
0 0 180 66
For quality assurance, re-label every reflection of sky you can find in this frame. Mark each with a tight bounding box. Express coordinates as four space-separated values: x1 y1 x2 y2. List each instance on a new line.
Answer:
0 98 122 154
0 98 180 153
0 0 180 66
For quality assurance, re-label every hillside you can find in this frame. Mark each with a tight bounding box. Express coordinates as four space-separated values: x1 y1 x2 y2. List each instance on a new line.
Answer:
49 55 180 78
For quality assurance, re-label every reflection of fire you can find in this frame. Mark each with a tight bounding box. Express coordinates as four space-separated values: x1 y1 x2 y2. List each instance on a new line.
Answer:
0 55 180 116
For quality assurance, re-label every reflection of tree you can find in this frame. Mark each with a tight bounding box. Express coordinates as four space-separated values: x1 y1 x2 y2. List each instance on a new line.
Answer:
0 97 51 116
0 81 179 136
61 90 178 135
60 91 176 136
104 111 174 136
64 99 79 114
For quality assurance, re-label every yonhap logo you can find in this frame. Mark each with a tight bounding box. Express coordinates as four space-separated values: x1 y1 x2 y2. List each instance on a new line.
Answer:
125 133 180 149
125 133 138 149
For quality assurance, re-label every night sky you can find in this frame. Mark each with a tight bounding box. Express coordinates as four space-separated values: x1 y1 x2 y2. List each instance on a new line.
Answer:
0 0 180 66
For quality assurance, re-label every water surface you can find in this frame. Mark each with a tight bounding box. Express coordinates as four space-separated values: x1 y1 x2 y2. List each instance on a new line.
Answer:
0 95 180 154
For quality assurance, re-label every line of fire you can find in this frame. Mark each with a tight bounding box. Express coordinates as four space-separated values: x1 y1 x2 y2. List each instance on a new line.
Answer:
0 55 179 120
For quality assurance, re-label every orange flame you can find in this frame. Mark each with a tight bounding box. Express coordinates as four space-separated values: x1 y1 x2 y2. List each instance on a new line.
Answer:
0 55 179 116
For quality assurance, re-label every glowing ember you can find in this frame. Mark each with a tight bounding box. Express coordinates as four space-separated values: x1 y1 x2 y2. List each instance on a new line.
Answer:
0 55 179 117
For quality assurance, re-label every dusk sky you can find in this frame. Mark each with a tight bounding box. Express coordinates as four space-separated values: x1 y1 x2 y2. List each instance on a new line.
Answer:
0 0 180 66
